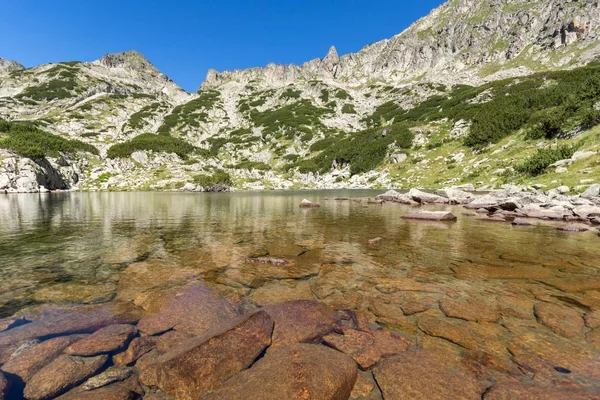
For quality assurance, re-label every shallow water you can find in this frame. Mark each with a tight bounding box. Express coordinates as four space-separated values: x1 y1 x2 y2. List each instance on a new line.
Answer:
1 191 600 376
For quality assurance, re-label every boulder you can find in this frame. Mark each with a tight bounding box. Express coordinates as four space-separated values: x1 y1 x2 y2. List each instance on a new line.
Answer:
262 300 339 350
65 325 137 356
573 205 600 219
322 328 410 369
373 350 483 400
403 211 457 221
76 366 133 392
137 284 238 336
181 182 196 192
581 184 600 199
376 190 402 201
204 344 357 400
434 188 474 204
24 354 108 400
299 199 320 208
0 303 141 347
511 218 532 226
407 188 447 204
1 334 87 383
556 224 589 232
464 194 500 210
57 384 136 400
139 311 274 399
534 302 584 339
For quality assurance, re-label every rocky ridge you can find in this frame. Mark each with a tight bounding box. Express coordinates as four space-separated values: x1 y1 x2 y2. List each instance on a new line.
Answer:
1 0 600 192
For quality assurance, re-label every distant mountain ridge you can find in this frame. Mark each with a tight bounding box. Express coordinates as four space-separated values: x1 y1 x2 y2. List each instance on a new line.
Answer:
1 0 599 193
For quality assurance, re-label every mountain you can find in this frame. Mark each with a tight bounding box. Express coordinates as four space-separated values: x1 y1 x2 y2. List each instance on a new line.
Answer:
1 0 599 193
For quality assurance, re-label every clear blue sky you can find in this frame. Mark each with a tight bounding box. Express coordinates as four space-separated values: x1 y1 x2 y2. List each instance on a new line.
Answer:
1 1 445 92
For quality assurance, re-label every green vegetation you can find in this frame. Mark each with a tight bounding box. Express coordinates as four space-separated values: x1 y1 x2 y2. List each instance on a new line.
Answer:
342 104 357 114
280 89 301 100
158 90 220 134
124 102 165 131
250 100 333 139
334 89 351 100
515 145 579 176
232 161 270 170
320 89 330 103
192 170 232 187
107 133 197 159
0 119 98 159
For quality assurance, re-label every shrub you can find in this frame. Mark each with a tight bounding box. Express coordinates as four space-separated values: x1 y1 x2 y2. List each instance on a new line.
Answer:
342 104 357 114
192 170 232 187
280 89 301 100
515 145 579 176
0 119 98 159
107 133 197 159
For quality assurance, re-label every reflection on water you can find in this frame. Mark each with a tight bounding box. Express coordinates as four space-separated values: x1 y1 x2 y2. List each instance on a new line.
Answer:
1 191 600 330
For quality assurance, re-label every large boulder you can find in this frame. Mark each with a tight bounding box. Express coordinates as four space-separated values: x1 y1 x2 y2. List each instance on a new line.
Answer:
204 344 357 400
139 311 274 399
376 190 402 201
65 324 137 356
1 335 87 383
373 350 483 399
23 354 108 400
573 205 600 219
581 184 600 199
464 195 501 210
262 301 339 350
137 284 239 336
434 188 475 204
407 188 447 204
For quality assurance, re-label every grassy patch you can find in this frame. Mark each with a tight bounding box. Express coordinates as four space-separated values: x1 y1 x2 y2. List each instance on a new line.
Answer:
106 133 198 159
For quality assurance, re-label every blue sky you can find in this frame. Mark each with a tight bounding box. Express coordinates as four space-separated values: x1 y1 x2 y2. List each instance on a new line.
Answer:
1 1 445 92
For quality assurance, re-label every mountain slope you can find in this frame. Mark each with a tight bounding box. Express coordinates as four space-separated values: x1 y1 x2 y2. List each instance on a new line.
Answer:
1 0 599 193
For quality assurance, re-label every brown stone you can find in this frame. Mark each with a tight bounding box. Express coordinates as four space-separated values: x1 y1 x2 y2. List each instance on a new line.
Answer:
112 336 156 365
137 284 238 336
0 303 141 347
398 293 437 315
585 328 600 350
0 371 9 399
440 297 500 322
24 354 108 400
403 211 457 221
461 350 523 380
57 385 135 400
65 324 137 356
452 264 553 280
539 277 600 293
323 328 410 369
373 350 483 400
556 224 589 232
1 335 87 382
76 366 133 392
204 344 358 400
534 302 584 339
246 257 294 266
349 371 382 400
262 300 339 350
0 340 39 364
585 311 600 329
139 311 274 399
153 330 196 354
485 382 597 400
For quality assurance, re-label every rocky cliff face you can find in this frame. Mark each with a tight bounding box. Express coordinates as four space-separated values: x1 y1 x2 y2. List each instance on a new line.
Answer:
1 0 599 193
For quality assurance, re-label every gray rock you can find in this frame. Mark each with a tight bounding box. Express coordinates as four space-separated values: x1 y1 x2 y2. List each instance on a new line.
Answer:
407 188 447 204
581 184 600 199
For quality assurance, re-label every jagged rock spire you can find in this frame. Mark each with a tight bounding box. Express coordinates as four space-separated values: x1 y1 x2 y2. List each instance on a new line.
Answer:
321 45 340 77
0 58 24 76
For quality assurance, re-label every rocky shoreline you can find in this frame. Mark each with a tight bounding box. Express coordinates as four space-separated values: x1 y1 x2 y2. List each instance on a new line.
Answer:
1 278 600 399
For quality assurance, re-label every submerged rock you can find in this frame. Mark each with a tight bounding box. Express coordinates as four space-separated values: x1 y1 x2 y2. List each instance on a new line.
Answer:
262 300 339 350
24 354 108 400
485 382 597 400
534 302 584 339
204 344 357 400
65 324 137 356
112 336 156 366
139 311 274 399
0 371 9 399
299 199 320 208
440 298 500 322
403 211 457 221
373 350 483 400
556 224 589 232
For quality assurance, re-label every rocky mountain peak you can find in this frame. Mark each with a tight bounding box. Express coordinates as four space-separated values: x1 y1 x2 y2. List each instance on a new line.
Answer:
98 50 158 73
0 57 24 76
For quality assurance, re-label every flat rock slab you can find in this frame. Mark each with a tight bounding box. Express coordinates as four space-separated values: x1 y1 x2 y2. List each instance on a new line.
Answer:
137 284 239 336
485 382 597 400
262 300 339 350
556 224 589 232
65 324 137 356
204 344 357 400
440 298 500 322
534 302 584 339
0 316 28 333
323 328 410 369
139 311 274 399
403 211 457 221
24 354 108 400
0 303 141 347
1 334 87 382
373 350 483 400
